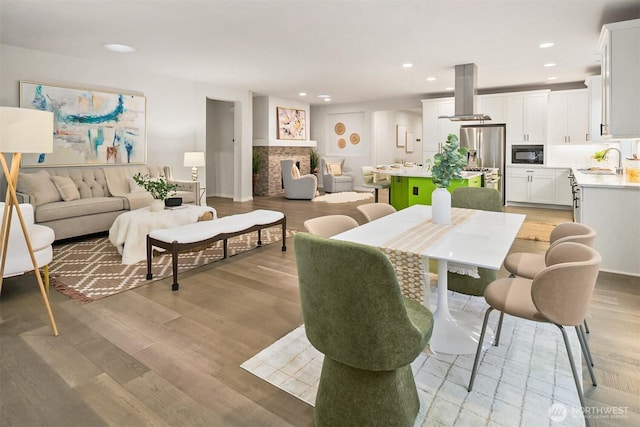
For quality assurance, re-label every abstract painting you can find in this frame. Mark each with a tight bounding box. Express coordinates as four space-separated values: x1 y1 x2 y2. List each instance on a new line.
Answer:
277 107 306 140
20 81 146 167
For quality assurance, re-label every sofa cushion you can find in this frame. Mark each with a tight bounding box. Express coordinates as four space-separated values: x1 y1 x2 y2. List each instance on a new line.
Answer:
48 168 110 199
17 170 62 206
35 197 125 223
327 162 343 176
128 177 146 193
51 175 81 201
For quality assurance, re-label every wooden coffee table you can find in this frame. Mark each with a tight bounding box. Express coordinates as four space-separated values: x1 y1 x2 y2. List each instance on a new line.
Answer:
108 204 217 265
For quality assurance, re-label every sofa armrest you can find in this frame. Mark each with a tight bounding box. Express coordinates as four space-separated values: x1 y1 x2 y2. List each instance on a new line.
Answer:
168 179 201 205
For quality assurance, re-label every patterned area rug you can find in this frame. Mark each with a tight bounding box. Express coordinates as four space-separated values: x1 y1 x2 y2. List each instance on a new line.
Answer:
50 226 294 303
312 191 373 203
241 291 584 426
516 221 555 242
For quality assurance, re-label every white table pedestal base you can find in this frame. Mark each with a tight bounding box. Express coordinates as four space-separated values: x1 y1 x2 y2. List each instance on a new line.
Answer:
429 259 495 355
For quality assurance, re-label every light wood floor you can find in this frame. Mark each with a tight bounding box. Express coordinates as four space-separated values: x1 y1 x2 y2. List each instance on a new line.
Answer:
1 191 638 426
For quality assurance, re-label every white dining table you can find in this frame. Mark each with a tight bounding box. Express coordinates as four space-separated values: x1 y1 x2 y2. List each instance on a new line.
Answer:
332 204 525 355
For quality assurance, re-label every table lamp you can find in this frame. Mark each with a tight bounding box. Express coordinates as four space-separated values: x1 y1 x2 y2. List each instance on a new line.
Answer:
184 151 205 181
0 106 58 336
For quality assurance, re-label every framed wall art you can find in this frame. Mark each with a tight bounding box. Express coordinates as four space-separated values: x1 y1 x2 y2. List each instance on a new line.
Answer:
406 132 415 153
276 107 306 140
19 81 146 167
396 124 406 147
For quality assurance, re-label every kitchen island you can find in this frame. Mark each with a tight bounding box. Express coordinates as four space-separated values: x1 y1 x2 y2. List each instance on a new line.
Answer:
571 168 640 276
375 167 483 210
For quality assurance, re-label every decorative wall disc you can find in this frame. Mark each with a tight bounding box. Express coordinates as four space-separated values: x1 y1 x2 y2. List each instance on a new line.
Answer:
349 133 360 145
334 122 346 135
337 138 346 149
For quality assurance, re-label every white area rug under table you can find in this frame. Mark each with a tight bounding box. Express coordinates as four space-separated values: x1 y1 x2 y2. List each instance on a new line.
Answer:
241 291 585 426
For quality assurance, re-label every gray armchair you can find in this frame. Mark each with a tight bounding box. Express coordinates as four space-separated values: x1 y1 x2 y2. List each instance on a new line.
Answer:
294 232 433 426
280 159 317 200
320 157 354 193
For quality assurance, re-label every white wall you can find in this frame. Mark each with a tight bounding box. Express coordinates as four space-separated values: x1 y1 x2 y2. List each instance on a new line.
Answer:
311 96 422 189
253 95 312 143
0 44 254 201
374 110 423 165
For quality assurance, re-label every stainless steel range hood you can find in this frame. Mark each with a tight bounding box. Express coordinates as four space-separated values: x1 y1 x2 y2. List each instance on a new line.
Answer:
439 63 491 121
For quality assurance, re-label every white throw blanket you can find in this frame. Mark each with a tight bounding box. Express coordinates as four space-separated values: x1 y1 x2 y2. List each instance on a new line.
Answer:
108 205 217 265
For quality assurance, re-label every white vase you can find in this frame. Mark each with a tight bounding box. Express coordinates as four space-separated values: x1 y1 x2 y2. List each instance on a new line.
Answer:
432 187 451 224
150 199 165 212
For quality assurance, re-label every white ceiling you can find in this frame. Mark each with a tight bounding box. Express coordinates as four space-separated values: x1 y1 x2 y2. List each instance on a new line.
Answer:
1 0 638 105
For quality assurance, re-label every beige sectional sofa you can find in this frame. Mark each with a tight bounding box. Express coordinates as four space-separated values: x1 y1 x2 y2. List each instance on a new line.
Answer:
16 165 200 240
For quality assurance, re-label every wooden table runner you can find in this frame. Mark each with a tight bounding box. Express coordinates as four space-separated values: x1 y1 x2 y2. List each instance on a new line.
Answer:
380 208 476 305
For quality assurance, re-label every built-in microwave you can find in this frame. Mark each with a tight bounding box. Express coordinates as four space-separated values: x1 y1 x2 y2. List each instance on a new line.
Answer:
511 145 544 164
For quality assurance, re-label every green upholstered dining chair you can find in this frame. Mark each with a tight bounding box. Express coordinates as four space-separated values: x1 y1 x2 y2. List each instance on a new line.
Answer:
294 232 433 426
446 187 503 296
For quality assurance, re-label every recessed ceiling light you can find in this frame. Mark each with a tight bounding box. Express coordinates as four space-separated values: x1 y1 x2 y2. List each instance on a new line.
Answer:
547 76 558 81
103 43 136 53
299 92 307 96
427 77 437 81
544 63 556 67
445 87 454 91
539 42 554 48
402 63 413 68
324 98 331 102
317 95 330 99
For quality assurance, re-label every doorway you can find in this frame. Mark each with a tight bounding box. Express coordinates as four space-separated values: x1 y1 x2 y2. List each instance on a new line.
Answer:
206 98 235 198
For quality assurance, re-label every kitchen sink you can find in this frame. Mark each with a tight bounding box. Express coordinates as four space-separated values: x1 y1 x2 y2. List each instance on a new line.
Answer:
576 168 618 175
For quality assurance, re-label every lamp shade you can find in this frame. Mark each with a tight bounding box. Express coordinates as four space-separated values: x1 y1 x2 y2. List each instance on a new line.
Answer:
184 151 205 167
0 107 54 153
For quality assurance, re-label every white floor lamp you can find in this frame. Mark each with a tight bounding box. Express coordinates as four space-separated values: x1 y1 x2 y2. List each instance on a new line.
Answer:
0 107 58 336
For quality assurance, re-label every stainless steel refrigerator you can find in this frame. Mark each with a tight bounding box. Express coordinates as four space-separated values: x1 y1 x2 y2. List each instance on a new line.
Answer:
459 123 506 205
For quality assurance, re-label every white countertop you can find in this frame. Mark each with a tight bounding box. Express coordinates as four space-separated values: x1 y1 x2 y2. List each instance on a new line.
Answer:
375 166 483 179
572 168 640 190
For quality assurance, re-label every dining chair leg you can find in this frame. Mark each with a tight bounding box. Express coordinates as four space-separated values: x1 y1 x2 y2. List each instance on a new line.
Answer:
374 188 379 203
576 327 597 386
578 324 595 367
557 324 591 427
493 312 505 346
468 307 493 391
583 319 590 334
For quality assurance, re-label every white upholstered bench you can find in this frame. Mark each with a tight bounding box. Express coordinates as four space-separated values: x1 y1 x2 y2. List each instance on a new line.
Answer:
146 209 286 290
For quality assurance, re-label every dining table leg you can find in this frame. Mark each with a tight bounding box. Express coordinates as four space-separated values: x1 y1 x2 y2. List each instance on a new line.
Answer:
429 259 495 355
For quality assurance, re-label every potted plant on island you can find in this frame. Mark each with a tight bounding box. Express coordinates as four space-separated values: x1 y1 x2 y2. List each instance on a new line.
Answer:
133 173 178 211
430 133 468 224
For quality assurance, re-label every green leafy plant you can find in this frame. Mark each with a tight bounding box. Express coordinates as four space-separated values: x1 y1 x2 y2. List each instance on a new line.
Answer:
252 149 261 175
310 148 319 173
133 173 177 200
431 134 468 188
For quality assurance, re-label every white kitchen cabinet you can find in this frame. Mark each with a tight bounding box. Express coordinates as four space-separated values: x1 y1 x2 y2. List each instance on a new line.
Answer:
547 90 589 144
585 76 604 142
554 168 572 206
477 94 507 123
505 91 549 144
421 98 459 161
598 19 640 138
506 166 556 204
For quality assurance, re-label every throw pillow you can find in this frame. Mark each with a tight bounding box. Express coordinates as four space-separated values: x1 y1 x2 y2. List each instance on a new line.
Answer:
51 175 81 201
16 170 62 206
128 177 146 193
291 164 301 178
327 162 343 176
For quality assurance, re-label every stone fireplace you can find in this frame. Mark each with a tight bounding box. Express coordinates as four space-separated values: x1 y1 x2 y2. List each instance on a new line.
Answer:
253 146 314 196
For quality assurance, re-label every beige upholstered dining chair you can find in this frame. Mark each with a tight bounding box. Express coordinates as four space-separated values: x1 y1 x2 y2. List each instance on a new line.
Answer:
303 215 359 238
361 166 390 202
357 203 397 223
468 242 601 426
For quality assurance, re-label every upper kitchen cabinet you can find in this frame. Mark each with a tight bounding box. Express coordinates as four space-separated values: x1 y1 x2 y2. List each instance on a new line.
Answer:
421 98 459 159
585 76 604 142
597 19 640 138
547 89 589 144
505 90 549 144
477 94 507 123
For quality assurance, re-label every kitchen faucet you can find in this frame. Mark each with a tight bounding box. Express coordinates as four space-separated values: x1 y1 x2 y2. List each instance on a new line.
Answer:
602 147 622 173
